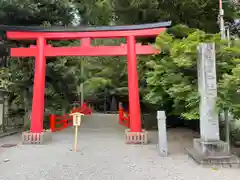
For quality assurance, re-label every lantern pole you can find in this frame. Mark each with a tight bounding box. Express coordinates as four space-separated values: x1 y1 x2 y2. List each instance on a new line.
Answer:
219 0 231 152
80 60 84 105
219 0 225 39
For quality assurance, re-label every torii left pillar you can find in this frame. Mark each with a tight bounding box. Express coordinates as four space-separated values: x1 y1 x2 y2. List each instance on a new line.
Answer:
22 36 52 144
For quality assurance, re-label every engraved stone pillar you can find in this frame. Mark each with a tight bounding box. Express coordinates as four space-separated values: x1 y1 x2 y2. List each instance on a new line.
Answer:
187 43 240 167
0 93 4 130
157 111 168 156
0 89 7 132
197 43 219 141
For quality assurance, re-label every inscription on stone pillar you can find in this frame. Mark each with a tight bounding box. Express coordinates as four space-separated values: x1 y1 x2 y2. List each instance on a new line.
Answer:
197 43 219 141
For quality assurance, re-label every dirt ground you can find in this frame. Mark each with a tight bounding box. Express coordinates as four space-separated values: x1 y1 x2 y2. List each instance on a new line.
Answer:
0 115 240 180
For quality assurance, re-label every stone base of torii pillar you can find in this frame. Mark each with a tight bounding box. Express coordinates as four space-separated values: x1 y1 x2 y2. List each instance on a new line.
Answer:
125 129 148 144
21 112 52 144
186 43 240 167
21 130 52 144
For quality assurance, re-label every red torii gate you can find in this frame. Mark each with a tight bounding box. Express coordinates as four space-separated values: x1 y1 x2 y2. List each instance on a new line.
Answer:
1 21 171 144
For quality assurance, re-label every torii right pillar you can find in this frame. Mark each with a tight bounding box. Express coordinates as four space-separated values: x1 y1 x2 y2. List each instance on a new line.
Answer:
125 35 148 144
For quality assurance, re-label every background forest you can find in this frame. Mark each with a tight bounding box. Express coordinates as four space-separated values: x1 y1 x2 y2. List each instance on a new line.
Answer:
0 0 239 135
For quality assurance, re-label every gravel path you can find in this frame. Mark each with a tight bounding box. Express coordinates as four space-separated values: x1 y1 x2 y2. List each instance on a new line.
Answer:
0 113 239 180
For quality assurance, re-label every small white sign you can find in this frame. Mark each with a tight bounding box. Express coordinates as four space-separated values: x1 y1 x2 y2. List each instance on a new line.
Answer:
69 112 84 152
70 112 84 126
73 116 81 126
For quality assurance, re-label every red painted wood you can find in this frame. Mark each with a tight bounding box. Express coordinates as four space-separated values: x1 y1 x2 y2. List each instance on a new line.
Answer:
10 44 159 57
81 38 91 46
118 103 124 125
30 36 46 133
70 103 92 115
118 102 130 128
127 36 142 132
7 25 167 134
7 27 166 40
49 114 73 132
50 114 56 132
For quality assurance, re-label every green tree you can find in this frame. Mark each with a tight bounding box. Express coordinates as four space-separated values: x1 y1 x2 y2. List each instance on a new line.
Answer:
112 0 237 33
75 0 113 25
0 0 78 129
145 25 240 119
0 0 74 25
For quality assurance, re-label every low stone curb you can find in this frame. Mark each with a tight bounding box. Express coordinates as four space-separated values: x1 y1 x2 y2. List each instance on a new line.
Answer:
0 129 23 138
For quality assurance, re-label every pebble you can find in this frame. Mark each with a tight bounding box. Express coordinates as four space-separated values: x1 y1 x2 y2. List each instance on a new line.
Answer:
3 159 10 163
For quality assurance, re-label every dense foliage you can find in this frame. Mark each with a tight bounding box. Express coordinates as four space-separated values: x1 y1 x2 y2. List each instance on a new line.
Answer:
78 0 238 32
145 25 240 119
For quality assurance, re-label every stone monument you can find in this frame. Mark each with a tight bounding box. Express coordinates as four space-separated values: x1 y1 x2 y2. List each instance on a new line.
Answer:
187 43 240 167
157 111 168 156
0 89 8 132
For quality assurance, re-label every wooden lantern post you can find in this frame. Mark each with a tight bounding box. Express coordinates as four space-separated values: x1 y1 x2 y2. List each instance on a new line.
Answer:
70 112 84 152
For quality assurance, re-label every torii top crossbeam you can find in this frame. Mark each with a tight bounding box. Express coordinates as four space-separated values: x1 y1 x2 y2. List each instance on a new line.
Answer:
0 21 171 140
1 21 171 39
0 21 171 57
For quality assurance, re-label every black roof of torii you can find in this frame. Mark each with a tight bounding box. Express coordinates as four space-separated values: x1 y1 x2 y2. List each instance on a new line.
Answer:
0 21 171 32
